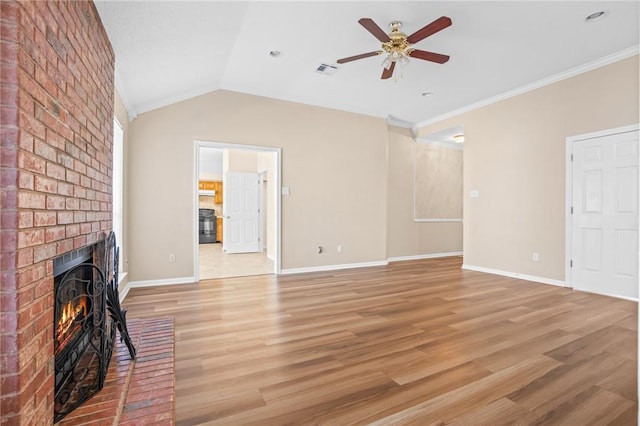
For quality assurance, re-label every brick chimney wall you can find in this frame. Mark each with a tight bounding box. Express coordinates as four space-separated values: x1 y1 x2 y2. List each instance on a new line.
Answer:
0 1 114 423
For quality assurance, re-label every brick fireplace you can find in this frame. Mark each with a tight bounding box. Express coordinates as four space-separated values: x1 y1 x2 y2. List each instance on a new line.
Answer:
1 1 115 424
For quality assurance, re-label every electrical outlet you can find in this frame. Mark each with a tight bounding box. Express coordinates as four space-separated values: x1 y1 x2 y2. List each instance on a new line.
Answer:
169 254 176 263
337 245 343 253
532 252 539 262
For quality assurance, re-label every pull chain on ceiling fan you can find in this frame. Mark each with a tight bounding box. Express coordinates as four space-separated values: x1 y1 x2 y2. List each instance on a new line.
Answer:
337 16 452 80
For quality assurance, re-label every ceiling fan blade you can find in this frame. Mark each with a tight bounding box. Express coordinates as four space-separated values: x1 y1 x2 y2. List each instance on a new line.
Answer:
381 61 396 80
337 51 381 64
408 49 450 64
406 16 452 44
358 18 391 42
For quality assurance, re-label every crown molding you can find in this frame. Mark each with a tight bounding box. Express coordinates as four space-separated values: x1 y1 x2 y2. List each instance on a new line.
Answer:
413 45 640 132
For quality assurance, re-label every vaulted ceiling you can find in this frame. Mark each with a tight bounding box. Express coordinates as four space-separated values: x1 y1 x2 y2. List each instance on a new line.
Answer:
94 1 639 127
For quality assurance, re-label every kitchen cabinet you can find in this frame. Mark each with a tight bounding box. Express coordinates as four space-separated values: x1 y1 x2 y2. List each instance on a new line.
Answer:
213 181 223 204
199 180 223 204
216 217 223 242
199 180 216 191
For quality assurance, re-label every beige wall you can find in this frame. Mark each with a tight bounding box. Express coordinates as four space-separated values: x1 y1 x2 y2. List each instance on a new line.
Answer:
418 55 639 281
114 90 130 289
415 142 463 220
387 126 463 258
227 148 259 173
127 90 389 281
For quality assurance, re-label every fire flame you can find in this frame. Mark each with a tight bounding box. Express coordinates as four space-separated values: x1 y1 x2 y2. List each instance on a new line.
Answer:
57 297 88 344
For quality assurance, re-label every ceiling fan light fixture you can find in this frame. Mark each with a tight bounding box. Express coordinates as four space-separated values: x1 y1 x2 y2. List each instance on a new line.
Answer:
453 134 464 144
381 55 393 69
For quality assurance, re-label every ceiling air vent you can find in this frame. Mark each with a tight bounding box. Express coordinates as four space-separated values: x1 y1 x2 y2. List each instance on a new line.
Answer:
316 64 339 75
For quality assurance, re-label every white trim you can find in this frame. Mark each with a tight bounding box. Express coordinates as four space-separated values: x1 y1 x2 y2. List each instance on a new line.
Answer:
280 260 388 275
565 123 640 292
388 252 462 263
127 276 197 288
119 284 130 302
413 46 640 131
414 218 463 223
573 286 639 303
462 264 567 288
386 114 414 129
117 271 129 302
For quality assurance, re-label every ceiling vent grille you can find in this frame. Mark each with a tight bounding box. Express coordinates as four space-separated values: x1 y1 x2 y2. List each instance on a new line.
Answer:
316 64 339 75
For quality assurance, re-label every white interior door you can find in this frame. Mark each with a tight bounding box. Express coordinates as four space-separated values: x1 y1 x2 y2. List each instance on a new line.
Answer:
223 172 261 254
571 130 639 299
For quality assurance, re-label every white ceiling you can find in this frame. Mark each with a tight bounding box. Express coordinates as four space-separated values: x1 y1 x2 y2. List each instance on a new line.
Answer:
94 1 639 127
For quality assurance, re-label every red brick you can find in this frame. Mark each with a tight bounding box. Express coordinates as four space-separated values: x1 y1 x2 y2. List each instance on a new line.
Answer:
18 131 33 152
16 248 33 269
17 171 33 190
17 151 45 174
45 195 64 210
45 161 65 180
33 139 56 161
65 169 79 184
56 238 73 255
32 244 55 264
17 212 32 229
17 192 45 209
56 211 72 224
65 197 79 210
18 110 46 140
0 311 18 337
17 229 44 249
33 211 56 227
44 226 65 243
17 263 45 287
34 63 57 97
73 235 87 249
33 175 57 194
65 224 79 238
57 181 73 196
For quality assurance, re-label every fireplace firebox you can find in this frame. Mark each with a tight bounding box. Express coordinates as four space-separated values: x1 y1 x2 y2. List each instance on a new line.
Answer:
53 232 135 422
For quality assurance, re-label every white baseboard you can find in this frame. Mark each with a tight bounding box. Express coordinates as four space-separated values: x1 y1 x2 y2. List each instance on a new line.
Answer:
388 251 463 263
280 260 389 275
461 264 567 288
121 276 197 301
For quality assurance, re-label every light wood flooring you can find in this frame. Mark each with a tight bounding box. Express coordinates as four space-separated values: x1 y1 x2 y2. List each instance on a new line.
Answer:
123 256 638 425
199 243 274 280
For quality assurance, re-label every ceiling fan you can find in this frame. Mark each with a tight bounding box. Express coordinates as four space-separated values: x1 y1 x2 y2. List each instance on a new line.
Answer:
337 16 452 80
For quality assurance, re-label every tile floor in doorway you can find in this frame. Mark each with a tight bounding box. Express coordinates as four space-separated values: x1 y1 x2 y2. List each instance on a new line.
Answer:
199 243 274 280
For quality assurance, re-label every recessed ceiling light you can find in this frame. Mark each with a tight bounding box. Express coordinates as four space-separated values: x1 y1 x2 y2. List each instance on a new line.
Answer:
585 10 609 22
269 50 281 57
421 92 433 97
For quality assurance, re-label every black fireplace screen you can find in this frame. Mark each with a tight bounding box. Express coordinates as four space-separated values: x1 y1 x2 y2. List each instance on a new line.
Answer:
53 232 135 422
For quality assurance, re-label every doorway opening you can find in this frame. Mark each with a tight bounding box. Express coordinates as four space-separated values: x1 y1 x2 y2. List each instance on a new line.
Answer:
195 141 281 280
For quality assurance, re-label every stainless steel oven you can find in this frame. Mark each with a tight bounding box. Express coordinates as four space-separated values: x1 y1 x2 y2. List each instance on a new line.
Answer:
198 209 217 243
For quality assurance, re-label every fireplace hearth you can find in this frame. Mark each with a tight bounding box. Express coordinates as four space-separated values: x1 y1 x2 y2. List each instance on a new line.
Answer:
53 232 135 423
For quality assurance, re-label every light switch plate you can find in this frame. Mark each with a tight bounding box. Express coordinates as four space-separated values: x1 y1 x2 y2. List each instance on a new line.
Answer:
470 190 480 198
282 186 290 195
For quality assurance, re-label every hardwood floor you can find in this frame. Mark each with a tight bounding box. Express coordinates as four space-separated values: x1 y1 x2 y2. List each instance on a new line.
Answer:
122 256 638 425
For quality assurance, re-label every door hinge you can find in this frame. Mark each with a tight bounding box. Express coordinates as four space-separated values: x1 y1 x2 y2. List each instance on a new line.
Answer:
570 260 573 268
570 206 573 214
570 153 573 161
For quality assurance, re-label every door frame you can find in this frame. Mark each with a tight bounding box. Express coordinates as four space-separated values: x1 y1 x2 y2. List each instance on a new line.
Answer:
564 123 639 295
194 140 282 280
